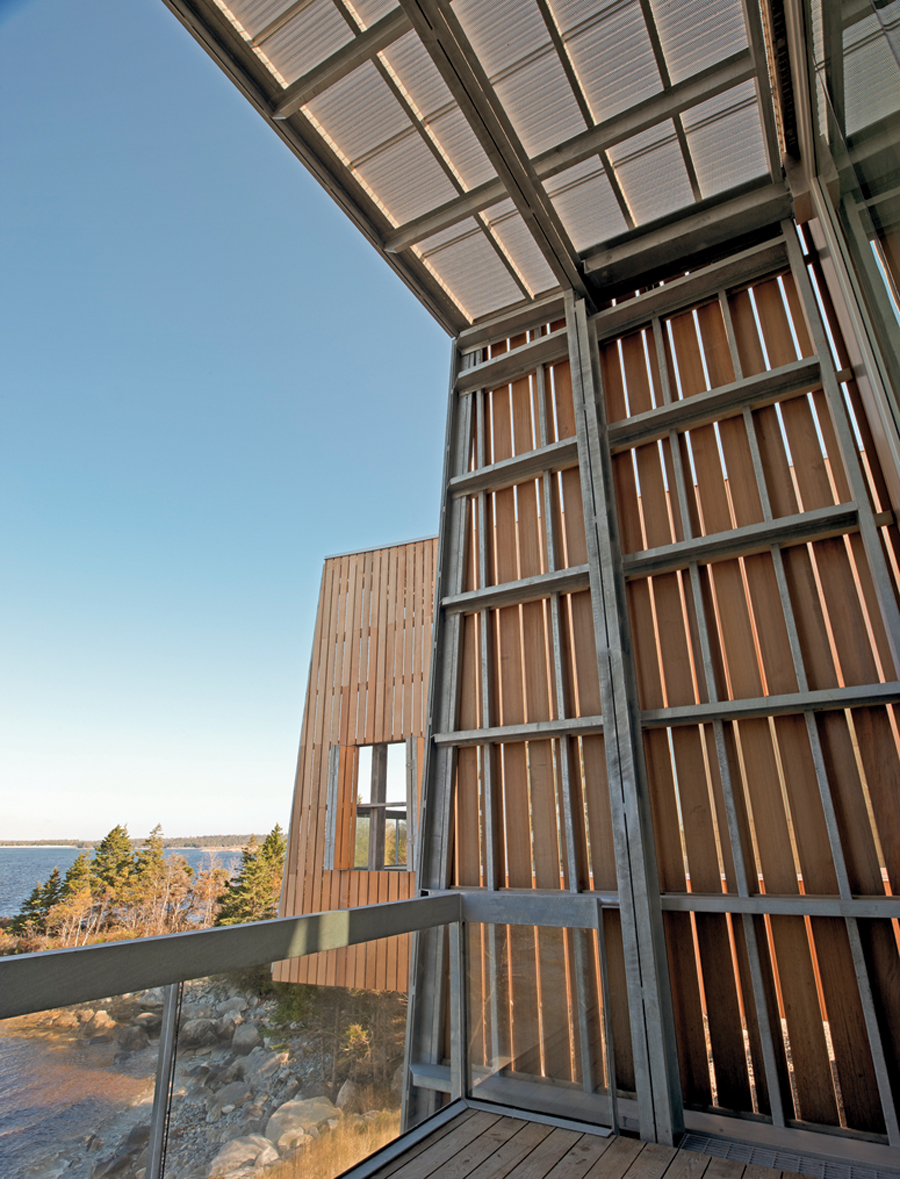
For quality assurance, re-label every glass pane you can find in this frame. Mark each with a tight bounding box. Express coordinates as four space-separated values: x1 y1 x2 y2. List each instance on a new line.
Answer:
354 814 371 868
164 963 406 1178
356 746 373 804
385 742 406 806
466 923 615 1126
0 990 163 1178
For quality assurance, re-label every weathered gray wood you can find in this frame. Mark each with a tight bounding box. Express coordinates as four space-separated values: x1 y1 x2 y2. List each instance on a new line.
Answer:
323 743 341 871
567 293 683 1144
272 9 412 118
621 504 857 578
465 1119 556 1179
450 438 579 498
623 1142 677 1179
387 1110 502 1179
443 567 590 614
456 331 569 395
583 1135 645 1178
607 358 821 452
0 893 462 1020
435 715 604 747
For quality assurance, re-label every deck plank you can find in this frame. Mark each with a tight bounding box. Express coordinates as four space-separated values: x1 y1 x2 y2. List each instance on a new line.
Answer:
659 1150 711 1179
435 1115 531 1179
504 1128 585 1178
542 1131 614 1178
584 1134 645 1179
743 1166 781 1179
702 1158 745 1179
370 1109 494 1179
466 1120 557 1179
625 1142 678 1179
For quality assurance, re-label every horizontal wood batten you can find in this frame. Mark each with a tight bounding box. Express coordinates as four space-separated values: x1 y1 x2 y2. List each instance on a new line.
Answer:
608 356 822 451
622 503 858 578
450 438 579 497
641 680 900 726
442 565 590 613
435 714 603 746
455 328 568 393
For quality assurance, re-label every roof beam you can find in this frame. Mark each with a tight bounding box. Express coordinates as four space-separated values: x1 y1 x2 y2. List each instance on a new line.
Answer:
273 8 412 119
396 0 590 300
384 51 756 254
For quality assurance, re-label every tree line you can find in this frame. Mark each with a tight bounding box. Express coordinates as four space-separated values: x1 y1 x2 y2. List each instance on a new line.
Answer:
5 824 286 951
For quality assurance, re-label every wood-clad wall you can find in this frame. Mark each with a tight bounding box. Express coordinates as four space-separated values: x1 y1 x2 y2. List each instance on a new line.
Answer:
273 538 436 992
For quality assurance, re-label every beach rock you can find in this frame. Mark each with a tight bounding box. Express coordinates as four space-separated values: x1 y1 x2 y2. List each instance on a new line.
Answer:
231 1024 261 1055
180 1019 219 1048
134 1011 162 1032
218 997 247 1016
90 1123 150 1177
138 989 166 1008
336 1079 361 1112
83 1010 116 1037
54 1011 79 1029
265 1096 337 1149
242 1048 282 1088
116 1025 150 1052
208 1082 252 1116
205 1134 272 1178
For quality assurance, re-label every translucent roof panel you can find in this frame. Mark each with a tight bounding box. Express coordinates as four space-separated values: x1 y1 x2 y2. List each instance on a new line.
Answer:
260 0 355 87
427 107 497 191
356 133 460 224
304 60 409 166
352 0 400 27
416 220 525 321
493 47 587 157
452 0 549 79
648 0 747 84
550 0 663 123
483 200 558 295
607 120 695 224
545 157 629 250
220 0 294 38
682 81 769 198
843 7 900 135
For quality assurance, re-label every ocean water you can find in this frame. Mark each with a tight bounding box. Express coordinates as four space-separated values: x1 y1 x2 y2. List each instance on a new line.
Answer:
0 846 241 918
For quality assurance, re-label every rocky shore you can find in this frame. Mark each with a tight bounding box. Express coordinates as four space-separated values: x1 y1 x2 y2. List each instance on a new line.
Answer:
12 981 402 1179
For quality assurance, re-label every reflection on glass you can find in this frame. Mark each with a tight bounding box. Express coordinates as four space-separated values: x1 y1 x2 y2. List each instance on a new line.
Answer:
0 991 162 1178
466 923 615 1126
164 967 406 1178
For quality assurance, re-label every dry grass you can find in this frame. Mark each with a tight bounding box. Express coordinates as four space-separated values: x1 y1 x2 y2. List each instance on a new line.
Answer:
265 1109 401 1179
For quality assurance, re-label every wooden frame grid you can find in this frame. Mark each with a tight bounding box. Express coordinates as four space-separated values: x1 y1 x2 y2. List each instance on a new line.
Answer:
407 220 900 1152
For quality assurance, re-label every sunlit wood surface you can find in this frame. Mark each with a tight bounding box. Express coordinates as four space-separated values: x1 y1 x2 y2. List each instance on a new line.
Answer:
363 1108 800 1179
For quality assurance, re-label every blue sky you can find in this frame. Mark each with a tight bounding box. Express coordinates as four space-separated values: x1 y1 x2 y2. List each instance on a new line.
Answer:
0 0 448 840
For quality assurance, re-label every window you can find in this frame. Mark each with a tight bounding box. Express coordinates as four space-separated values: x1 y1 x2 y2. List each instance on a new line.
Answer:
323 739 417 871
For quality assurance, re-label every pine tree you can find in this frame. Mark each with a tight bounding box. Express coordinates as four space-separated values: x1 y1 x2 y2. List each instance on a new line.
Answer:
61 850 93 896
90 824 136 931
10 867 64 935
215 824 286 926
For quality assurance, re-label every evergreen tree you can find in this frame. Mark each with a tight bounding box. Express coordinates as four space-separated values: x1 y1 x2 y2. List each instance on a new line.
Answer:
11 867 64 935
215 824 286 926
90 824 136 930
61 850 93 897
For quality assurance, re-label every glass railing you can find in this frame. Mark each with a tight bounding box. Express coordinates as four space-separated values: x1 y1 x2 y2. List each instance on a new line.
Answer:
0 894 459 1179
0 989 164 1179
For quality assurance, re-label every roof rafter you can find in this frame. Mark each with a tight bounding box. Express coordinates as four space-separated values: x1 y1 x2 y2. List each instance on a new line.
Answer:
396 0 591 301
383 51 756 254
273 8 412 119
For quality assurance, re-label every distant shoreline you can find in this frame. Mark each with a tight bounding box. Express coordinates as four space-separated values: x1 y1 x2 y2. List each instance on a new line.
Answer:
0 837 255 849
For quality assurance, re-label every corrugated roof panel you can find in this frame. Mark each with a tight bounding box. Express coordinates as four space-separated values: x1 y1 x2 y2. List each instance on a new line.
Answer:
262 0 355 86
352 0 400 27
648 0 747 84
682 82 768 197
305 60 409 164
356 133 461 224
494 47 587 157
219 0 290 38
427 107 497 190
382 29 456 120
556 0 663 122
545 157 629 250
608 120 694 224
417 220 524 319
483 199 558 294
452 0 548 80
844 10 900 135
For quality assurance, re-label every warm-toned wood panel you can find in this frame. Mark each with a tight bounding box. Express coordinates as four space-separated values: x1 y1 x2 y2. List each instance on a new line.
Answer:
275 538 436 991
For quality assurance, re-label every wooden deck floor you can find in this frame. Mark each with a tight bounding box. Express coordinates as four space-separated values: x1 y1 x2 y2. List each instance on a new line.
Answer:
359 1107 800 1179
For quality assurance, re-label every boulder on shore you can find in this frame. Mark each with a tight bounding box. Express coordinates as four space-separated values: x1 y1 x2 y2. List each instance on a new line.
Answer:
231 1023 261 1055
205 1134 274 1178
266 1096 337 1151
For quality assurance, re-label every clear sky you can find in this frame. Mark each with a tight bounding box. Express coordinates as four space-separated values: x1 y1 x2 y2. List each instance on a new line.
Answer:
0 0 449 840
